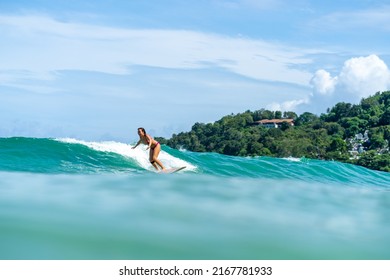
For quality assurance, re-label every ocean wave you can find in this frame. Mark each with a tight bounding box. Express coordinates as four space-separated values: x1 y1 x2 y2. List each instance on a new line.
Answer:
0 137 389 188
55 138 197 172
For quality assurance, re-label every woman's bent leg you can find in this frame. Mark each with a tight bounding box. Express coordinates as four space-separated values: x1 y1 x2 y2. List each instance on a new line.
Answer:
149 145 165 170
150 145 165 170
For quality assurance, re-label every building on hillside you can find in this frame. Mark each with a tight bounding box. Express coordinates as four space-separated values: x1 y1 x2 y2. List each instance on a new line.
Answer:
348 130 369 159
255 119 294 128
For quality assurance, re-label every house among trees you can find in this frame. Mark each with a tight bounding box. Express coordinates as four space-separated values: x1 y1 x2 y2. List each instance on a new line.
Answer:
255 119 295 128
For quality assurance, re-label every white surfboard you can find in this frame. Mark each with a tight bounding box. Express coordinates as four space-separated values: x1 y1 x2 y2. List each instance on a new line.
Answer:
158 166 186 174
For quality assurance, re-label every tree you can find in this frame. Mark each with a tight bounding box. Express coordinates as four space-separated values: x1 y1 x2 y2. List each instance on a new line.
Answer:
261 110 275 120
327 137 347 153
361 94 380 110
296 112 319 126
274 111 282 119
379 107 390 126
356 151 390 172
223 140 241 156
379 91 390 106
326 102 352 121
283 111 298 119
345 125 360 138
368 131 386 149
280 122 291 131
324 122 345 137
383 126 390 142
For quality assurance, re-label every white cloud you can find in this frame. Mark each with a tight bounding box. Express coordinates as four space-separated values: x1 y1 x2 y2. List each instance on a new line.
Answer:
310 69 338 96
0 14 312 86
271 54 390 114
339 54 390 98
266 98 308 112
307 54 390 113
312 54 390 99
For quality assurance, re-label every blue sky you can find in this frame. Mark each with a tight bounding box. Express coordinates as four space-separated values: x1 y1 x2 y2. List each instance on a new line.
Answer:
1 0 390 141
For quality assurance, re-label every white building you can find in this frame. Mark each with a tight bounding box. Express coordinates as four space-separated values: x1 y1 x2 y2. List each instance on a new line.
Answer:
255 119 294 128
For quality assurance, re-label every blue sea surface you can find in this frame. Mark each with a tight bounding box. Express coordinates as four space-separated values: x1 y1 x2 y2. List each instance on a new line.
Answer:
0 137 389 259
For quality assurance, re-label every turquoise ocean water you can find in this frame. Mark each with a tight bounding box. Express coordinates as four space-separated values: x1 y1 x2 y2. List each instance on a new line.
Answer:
0 137 389 259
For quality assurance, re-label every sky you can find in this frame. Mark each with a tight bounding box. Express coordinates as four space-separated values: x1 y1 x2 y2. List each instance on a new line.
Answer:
1 0 390 142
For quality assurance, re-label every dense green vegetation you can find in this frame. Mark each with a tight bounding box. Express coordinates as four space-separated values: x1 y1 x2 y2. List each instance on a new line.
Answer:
157 91 390 172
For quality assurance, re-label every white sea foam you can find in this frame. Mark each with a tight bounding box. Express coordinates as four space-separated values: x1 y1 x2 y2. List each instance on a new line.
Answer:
282 157 302 162
55 138 196 172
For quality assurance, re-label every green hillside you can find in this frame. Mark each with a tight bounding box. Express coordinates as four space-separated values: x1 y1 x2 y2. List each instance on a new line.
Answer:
158 91 390 172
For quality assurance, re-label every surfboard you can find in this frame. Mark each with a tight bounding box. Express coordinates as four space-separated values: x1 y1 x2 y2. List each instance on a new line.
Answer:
159 166 186 174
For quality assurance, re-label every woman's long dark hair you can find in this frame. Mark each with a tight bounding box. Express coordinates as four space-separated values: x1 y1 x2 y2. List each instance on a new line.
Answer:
137 127 150 144
138 127 146 135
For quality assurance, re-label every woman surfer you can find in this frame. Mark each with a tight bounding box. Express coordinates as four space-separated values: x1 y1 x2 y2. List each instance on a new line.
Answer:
132 127 165 171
